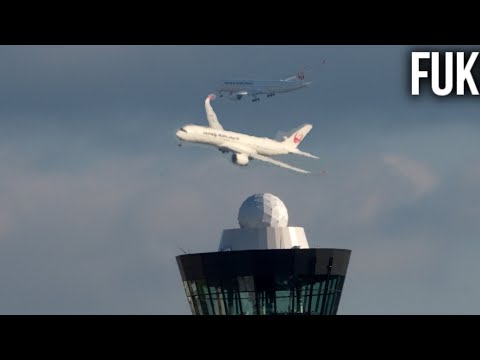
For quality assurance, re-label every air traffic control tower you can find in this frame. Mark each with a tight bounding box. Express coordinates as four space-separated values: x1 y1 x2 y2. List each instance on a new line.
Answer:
176 193 351 315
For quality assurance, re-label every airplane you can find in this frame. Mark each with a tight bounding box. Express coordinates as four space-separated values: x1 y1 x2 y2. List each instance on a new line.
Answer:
215 71 311 102
176 94 320 174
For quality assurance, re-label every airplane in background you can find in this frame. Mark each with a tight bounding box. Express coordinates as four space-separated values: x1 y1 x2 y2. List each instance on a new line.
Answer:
176 94 320 174
215 71 311 102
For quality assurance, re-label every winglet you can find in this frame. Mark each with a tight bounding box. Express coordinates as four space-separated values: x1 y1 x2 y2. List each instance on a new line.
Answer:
205 94 224 130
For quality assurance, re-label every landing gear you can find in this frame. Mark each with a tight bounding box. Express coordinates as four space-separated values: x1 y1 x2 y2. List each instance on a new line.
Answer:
252 98 260 102
267 93 276 98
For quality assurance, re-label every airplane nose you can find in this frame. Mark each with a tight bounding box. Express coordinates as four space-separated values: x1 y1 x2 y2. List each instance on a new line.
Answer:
176 129 187 140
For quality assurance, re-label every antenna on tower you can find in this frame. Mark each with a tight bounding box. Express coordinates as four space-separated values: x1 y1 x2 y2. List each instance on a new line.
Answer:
177 246 188 255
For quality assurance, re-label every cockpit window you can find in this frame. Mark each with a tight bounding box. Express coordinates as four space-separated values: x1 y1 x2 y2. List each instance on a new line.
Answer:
180 124 195 133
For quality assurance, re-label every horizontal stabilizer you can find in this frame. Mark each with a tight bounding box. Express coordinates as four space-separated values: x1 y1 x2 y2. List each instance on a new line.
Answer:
290 149 319 159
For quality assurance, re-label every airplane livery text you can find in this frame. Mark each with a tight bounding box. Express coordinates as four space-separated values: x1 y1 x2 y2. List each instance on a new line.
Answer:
203 131 240 141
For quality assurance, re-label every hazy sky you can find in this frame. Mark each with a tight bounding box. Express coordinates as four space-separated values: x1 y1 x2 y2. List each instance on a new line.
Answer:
0 45 479 314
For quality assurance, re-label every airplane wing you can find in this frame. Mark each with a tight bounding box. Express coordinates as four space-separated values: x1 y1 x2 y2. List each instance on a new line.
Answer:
205 94 224 130
217 143 310 174
218 142 254 155
227 91 248 101
249 153 311 174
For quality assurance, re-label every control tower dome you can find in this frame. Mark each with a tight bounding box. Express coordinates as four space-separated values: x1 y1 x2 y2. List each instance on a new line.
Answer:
238 193 289 228
219 193 309 251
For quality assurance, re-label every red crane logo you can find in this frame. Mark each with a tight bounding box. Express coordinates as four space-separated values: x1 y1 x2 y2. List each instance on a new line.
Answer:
294 133 304 144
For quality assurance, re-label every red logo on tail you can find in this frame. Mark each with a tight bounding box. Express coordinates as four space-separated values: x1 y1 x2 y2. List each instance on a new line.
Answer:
294 133 304 144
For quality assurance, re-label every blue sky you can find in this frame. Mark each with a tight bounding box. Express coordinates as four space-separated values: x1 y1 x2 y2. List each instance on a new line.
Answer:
0 45 479 314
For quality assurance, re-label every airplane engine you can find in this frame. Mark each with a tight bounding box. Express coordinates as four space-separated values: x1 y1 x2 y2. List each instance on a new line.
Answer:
228 94 243 101
232 153 249 166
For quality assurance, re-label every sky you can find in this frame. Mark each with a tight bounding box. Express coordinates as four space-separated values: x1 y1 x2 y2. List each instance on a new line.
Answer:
0 45 479 314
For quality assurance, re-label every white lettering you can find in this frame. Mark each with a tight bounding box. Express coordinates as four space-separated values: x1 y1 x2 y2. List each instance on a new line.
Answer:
412 51 480 96
431 52 453 96
411 52 430 95
457 52 479 95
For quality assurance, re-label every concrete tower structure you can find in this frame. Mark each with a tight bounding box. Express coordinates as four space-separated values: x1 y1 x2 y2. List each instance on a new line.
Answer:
176 193 351 315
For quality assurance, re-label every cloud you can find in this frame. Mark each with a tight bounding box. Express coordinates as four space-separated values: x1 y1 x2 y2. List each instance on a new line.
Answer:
383 154 439 196
463 162 480 187
304 154 439 226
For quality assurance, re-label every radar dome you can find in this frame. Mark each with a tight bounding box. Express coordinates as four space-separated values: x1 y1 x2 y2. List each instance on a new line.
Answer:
238 193 289 228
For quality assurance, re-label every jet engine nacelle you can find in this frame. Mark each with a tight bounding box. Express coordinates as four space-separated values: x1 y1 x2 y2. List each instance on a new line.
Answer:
232 153 249 166
228 94 243 101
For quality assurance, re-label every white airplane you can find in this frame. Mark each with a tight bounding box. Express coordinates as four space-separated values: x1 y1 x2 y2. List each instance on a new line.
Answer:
176 94 320 174
215 71 311 102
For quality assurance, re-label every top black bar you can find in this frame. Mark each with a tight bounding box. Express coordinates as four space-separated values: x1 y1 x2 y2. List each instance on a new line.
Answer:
2 18 480 45
2 32 480 45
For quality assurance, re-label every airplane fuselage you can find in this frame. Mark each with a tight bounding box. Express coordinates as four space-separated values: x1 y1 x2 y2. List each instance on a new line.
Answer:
175 94 318 174
176 124 289 156
217 79 308 96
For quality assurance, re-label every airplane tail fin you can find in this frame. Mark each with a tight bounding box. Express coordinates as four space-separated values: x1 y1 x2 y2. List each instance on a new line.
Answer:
280 124 313 149
284 71 306 82
284 62 328 82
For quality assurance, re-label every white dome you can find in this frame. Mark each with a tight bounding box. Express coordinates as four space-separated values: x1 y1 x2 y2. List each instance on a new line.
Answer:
238 193 289 228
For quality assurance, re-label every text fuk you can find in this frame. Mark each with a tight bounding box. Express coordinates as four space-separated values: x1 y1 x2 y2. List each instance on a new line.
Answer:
411 51 479 96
